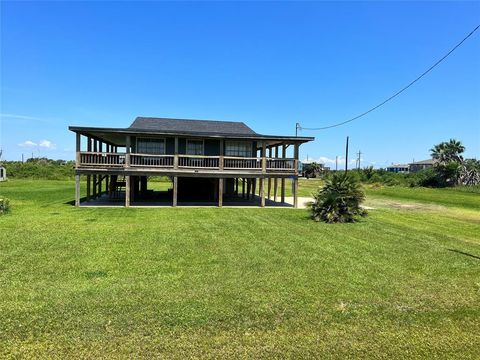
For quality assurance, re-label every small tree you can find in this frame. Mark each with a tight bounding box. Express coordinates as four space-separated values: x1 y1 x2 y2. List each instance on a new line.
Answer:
430 139 465 186
458 159 480 186
0 198 10 215
309 172 367 223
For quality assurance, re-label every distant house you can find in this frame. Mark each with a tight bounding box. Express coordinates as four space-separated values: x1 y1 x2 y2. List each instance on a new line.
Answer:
69 116 314 208
301 160 326 178
409 159 436 173
0 166 5 181
386 164 409 173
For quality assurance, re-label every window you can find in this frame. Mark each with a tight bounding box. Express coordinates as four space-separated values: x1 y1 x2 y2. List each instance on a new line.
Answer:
225 141 252 157
136 138 165 154
186 140 204 155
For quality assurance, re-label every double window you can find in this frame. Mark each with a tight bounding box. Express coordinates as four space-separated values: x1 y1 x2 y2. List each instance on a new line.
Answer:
225 141 252 157
186 140 204 155
136 138 165 154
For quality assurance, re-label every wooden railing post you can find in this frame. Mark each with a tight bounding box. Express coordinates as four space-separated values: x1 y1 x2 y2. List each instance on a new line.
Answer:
174 137 179 169
125 135 131 168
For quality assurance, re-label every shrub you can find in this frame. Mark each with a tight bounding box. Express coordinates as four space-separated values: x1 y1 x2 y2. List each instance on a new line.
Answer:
0 198 10 215
309 173 367 223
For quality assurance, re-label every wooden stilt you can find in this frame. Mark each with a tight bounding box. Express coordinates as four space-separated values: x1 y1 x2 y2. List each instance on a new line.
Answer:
294 143 299 208
75 174 80 207
260 178 265 207
252 178 257 199
246 179 251 200
86 137 91 201
173 176 178 207
281 144 286 203
98 142 103 195
242 178 246 198
125 175 130 207
93 140 97 198
218 178 223 207
293 177 298 208
267 147 272 199
86 175 91 201
274 146 279 202
105 144 109 193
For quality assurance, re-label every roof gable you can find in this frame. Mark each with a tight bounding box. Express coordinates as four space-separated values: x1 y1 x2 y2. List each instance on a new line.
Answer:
129 117 257 136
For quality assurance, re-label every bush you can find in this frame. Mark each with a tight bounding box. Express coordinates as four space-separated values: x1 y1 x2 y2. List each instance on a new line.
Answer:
309 173 367 223
0 198 10 215
3 159 75 180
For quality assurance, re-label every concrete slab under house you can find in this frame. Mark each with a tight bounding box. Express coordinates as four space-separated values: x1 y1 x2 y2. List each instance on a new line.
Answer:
69 117 314 208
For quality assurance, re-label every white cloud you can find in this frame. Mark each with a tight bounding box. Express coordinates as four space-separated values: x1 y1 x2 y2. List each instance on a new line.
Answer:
18 139 56 150
1 113 50 122
18 140 37 147
302 156 379 168
39 140 56 149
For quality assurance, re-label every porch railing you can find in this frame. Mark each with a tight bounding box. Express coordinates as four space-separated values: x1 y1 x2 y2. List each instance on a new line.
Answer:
178 155 220 169
266 158 296 170
224 157 262 169
79 152 126 167
130 154 174 167
78 152 297 173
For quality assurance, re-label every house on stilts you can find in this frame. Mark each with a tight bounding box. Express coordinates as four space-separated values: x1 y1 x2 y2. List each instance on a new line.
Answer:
69 117 314 207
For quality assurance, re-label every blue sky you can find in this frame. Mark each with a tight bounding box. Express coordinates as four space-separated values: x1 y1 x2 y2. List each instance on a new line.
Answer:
1 1 479 167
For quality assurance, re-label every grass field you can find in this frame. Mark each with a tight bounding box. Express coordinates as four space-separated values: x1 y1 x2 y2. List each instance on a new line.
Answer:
1 179 479 358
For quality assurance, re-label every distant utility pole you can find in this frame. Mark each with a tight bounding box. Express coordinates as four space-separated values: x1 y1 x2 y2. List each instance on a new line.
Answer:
356 150 362 170
22 153 24 163
335 156 338 171
345 136 349 172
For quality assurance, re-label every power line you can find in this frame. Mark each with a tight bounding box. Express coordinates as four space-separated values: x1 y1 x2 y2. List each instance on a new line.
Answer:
299 24 480 132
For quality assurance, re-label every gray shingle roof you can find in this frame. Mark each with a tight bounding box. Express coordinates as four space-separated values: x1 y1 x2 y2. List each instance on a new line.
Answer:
129 117 257 136
409 159 436 165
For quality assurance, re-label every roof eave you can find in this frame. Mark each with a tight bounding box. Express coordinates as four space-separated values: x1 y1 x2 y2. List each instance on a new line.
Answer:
68 126 314 142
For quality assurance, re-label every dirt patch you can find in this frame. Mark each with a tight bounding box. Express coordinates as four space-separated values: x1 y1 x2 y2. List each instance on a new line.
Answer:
364 198 446 211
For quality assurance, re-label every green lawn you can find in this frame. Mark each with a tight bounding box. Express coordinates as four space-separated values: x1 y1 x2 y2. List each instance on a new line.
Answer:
1 180 479 358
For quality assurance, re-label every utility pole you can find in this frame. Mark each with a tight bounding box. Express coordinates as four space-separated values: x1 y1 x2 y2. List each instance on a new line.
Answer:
22 153 24 163
345 136 349 172
335 156 338 171
356 150 362 170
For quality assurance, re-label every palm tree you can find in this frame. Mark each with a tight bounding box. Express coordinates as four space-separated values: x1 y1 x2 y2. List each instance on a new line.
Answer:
430 139 465 165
